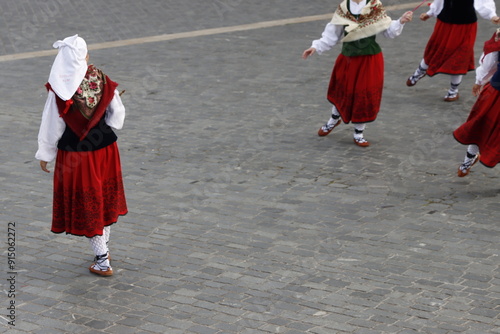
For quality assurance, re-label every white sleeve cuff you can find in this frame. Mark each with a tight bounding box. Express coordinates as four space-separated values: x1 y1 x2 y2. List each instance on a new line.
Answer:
383 20 404 39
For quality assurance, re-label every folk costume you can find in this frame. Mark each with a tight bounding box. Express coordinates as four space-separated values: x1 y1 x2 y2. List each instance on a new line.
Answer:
309 0 408 147
407 0 497 101
453 30 500 176
36 35 127 276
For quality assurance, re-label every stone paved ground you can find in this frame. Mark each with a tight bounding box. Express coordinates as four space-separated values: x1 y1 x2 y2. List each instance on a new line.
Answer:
1 0 499 333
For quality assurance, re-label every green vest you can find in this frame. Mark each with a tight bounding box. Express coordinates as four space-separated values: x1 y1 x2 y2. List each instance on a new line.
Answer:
341 35 381 57
341 0 382 57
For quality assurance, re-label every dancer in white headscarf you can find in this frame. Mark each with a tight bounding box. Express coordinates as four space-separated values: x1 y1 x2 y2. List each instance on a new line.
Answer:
36 35 127 276
302 0 413 147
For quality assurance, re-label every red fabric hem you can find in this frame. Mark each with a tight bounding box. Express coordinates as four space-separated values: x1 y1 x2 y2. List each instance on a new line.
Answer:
50 216 126 238
427 68 475 78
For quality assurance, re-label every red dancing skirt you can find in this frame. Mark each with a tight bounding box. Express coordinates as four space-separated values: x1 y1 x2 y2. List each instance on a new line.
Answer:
51 142 128 237
453 83 500 168
327 53 384 124
424 19 476 76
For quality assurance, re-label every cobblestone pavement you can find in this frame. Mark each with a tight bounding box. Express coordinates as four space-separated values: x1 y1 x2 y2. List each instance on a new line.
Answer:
1 0 499 333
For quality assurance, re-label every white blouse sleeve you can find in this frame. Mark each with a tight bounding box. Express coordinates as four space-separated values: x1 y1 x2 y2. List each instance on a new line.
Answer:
427 0 444 17
35 91 66 162
311 23 344 54
476 52 498 85
105 89 126 130
475 0 497 20
383 20 405 39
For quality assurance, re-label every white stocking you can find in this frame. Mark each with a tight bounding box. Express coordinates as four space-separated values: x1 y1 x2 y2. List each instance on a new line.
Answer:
412 59 428 77
103 226 111 245
450 75 462 93
89 234 110 268
466 144 479 158
353 123 366 139
451 75 463 86
419 59 429 70
327 106 341 126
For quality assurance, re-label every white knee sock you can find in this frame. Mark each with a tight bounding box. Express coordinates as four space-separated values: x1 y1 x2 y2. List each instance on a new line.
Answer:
353 123 366 139
89 234 110 268
451 75 463 86
466 144 479 157
327 106 341 126
412 59 428 77
419 59 429 70
103 226 111 245
450 75 462 93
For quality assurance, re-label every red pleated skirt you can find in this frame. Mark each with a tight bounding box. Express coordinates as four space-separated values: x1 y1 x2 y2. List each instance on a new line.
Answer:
453 83 500 168
327 52 384 124
424 19 476 76
51 142 128 237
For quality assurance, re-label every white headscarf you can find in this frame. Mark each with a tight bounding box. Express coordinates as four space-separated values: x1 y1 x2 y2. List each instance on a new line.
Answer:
48 35 88 101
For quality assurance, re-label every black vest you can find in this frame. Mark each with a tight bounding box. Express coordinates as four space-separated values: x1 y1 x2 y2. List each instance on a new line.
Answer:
438 0 477 24
57 116 117 152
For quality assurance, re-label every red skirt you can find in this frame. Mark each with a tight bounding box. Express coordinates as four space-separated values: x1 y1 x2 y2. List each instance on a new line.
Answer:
51 142 128 237
327 53 384 124
453 83 500 168
423 19 476 76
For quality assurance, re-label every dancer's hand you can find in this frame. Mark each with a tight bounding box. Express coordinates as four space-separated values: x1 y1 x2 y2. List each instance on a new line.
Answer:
40 161 50 173
420 13 430 21
491 16 500 24
400 11 413 24
472 84 482 97
302 47 316 59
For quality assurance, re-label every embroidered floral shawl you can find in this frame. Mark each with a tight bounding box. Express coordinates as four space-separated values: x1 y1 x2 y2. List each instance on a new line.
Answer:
72 64 105 119
331 0 392 43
